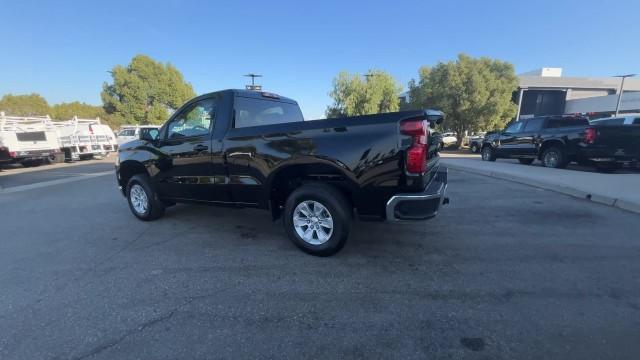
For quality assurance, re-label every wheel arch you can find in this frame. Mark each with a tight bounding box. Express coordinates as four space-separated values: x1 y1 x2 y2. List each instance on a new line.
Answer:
118 160 148 190
538 139 565 160
266 161 357 221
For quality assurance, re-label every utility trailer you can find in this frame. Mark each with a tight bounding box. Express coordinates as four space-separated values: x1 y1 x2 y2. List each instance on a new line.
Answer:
49 117 116 161
0 112 62 166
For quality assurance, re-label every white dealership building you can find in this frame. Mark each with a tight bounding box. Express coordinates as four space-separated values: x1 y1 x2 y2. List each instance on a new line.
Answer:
516 68 640 120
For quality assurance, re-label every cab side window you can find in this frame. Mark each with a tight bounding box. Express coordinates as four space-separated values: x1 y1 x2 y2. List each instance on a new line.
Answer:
523 118 544 132
504 121 524 133
167 98 216 139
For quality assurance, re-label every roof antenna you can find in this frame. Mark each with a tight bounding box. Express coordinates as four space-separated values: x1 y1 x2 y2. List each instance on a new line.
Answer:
244 73 263 91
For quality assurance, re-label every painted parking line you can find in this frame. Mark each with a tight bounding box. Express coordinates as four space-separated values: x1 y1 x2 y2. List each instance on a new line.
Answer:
0 171 113 194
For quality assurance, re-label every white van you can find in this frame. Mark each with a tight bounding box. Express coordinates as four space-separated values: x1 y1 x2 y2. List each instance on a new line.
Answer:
116 125 160 145
0 112 61 166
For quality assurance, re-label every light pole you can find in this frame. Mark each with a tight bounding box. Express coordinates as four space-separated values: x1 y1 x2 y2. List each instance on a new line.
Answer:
363 72 379 81
614 74 636 116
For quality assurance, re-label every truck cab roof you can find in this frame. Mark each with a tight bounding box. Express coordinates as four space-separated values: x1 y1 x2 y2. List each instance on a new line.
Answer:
202 89 299 105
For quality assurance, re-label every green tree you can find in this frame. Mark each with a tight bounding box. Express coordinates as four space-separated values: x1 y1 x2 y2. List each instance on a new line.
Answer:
407 54 518 146
50 102 122 128
0 93 50 116
101 55 196 125
326 70 402 118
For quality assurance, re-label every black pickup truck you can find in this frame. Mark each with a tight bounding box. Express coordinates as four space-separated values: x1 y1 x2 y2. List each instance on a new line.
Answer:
481 115 640 172
115 89 448 256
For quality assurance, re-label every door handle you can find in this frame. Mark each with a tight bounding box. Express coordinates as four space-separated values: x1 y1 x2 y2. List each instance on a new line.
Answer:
193 144 208 152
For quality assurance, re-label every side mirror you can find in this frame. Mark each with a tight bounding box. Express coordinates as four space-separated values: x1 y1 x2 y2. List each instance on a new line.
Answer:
425 109 444 126
140 128 159 141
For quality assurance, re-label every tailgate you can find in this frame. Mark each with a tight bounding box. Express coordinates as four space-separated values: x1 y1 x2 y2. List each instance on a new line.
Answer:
594 125 640 157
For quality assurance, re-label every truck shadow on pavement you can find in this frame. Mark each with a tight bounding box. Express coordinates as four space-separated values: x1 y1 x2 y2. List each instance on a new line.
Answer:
154 202 450 260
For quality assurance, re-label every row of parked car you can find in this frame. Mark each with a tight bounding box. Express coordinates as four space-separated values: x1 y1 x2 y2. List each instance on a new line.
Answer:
0 112 159 167
471 114 640 172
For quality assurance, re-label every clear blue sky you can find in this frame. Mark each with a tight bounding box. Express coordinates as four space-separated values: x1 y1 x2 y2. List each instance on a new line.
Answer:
1 0 638 119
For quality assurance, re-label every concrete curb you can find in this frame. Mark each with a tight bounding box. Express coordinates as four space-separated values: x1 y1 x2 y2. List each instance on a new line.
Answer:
444 162 640 215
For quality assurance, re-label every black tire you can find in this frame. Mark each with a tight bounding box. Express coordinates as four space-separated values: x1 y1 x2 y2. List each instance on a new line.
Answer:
481 146 496 162
594 162 619 173
126 174 165 221
283 183 351 257
518 158 535 165
541 146 568 169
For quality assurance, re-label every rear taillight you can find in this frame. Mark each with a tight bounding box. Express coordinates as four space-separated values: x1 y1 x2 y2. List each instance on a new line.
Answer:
400 119 429 174
9 151 17 158
584 128 597 144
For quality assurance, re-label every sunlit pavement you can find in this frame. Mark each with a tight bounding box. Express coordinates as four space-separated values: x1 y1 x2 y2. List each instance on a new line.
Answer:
1 166 639 359
441 151 640 214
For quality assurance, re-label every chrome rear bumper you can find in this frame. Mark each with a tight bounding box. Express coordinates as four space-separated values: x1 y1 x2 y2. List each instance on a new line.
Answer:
386 166 448 222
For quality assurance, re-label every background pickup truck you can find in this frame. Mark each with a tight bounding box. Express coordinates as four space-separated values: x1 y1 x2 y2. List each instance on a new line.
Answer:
480 115 640 172
116 89 447 256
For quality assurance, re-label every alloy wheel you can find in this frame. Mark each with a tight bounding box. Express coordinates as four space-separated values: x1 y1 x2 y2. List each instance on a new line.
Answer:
293 200 334 245
544 151 558 168
130 184 149 215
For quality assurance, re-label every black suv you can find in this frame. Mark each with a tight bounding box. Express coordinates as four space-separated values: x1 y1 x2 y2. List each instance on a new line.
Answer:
481 115 640 171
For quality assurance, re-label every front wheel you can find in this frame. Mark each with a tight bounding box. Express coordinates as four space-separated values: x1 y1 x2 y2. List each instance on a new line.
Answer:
126 174 165 221
481 146 496 162
283 183 351 256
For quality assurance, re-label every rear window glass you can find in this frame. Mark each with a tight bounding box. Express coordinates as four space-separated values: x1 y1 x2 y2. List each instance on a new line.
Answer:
17 131 47 142
234 97 304 128
591 118 625 125
545 117 589 128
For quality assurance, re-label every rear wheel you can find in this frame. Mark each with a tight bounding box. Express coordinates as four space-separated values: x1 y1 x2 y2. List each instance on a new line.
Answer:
126 174 165 221
518 158 535 165
481 146 496 162
283 183 351 257
541 146 568 169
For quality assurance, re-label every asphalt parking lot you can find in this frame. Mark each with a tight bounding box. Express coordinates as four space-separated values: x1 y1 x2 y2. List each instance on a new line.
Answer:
1 162 639 359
